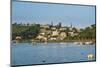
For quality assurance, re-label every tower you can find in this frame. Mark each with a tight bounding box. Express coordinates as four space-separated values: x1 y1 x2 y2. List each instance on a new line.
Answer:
70 22 72 28
51 21 53 26
58 22 61 27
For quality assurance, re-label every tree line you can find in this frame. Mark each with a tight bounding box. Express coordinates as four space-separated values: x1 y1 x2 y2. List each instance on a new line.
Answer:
12 23 96 42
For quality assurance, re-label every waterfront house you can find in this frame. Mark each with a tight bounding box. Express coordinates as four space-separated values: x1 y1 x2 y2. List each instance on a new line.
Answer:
15 36 22 40
36 35 47 41
59 32 67 39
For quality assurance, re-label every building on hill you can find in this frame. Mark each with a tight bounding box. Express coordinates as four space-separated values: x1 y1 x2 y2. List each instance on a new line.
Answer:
51 30 59 37
59 27 67 31
36 35 47 41
40 24 50 29
59 32 67 40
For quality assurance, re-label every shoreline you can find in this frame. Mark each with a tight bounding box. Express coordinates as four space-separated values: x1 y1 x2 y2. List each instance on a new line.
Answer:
12 39 96 45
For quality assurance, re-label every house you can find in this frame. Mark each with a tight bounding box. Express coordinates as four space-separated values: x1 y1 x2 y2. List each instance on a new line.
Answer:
39 32 45 36
51 30 59 37
59 27 66 31
68 32 79 37
51 27 56 30
40 28 47 32
69 27 73 31
15 36 22 40
40 24 50 29
49 37 57 40
36 35 47 41
76 27 80 32
60 32 67 39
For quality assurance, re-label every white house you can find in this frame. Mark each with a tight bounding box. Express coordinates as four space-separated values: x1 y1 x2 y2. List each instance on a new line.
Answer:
52 30 59 36
60 32 67 39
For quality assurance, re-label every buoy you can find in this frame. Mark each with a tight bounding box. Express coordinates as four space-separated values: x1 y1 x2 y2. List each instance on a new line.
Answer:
87 54 94 60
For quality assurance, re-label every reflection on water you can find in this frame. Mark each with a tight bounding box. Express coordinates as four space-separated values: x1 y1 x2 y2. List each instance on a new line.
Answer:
11 42 96 65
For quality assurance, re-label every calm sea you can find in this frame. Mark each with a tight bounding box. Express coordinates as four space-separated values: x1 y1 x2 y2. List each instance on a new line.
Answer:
11 42 96 65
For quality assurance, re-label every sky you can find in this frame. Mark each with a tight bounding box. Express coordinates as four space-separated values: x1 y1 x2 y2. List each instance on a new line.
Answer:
12 1 96 28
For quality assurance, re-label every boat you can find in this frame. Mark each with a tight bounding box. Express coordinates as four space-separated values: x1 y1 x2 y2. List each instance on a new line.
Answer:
74 42 83 45
74 42 79 44
60 42 66 44
74 41 94 45
84 41 94 45
87 54 94 60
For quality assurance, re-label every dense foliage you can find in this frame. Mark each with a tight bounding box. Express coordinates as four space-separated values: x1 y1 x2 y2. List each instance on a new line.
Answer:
79 24 96 40
12 23 40 40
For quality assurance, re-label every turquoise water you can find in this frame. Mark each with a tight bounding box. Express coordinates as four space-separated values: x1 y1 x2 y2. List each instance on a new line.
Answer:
11 43 96 65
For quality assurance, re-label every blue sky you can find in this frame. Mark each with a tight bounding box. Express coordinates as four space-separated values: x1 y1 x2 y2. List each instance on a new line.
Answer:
12 1 96 28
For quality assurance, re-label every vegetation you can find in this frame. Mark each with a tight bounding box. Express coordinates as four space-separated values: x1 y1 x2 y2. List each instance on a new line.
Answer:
12 23 96 43
79 24 96 41
66 24 96 42
12 23 40 40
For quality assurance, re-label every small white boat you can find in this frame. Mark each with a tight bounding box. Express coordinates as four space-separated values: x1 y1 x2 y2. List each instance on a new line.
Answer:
74 42 83 45
60 42 65 44
74 41 94 45
79 42 83 45
73 42 78 44
85 41 93 45
87 54 94 60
